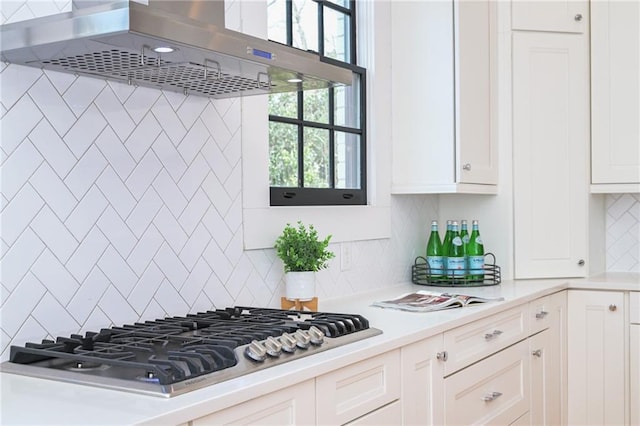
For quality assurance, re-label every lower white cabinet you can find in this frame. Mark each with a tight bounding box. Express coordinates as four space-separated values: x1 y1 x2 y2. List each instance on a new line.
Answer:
567 290 626 425
444 339 530 425
191 379 315 425
400 335 445 425
631 292 639 426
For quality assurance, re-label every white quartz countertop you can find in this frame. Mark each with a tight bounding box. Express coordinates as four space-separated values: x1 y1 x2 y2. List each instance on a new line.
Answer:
1 275 638 426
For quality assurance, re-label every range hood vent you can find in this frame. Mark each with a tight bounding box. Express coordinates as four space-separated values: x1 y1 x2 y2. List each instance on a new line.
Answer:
0 0 352 98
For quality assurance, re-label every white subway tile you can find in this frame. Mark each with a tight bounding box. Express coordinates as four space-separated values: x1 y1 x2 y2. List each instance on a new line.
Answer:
1 183 44 246
162 90 188 115
32 293 80 336
107 80 135 104
1 139 43 200
63 75 106 118
223 131 242 166
98 285 138 327
125 188 163 239
152 132 187 181
203 273 234 309
154 279 189 316
95 167 136 218
178 188 211 236
30 206 78 263
66 267 110 324
128 263 163 314
153 206 188 253
179 258 212 306
151 95 186 144
202 172 232 216
30 120 76 178
97 246 138 296
178 119 209 165
125 150 162 200
153 243 188 288
124 86 161 124
176 96 208 130
203 240 233 283
127 225 163 277
43 68 75 96
31 249 79 305
140 299 167 322
30 163 77 220
201 103 232 150
202 206 233 251
79 305 112 334
95 126 136 180
0 65 42 113
223 229 243 266
66 227 109 283
124 112 162 162
608 194 636 220
0 329 11 361
94 87 135 141
3 317 47 362
0 272 46 336
97 206 137 258
0 228 45 291
29 75 76 135
224 195 243 234
178 153 210 201
201 137 232 181
64 146 108 199
65 186 108 241
179 222 211 271
152 169 187 217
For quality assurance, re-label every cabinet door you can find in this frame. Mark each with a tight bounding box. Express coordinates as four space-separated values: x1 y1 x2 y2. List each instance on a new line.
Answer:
567 290 626 426
591 0 640 189
631 324 640 426
530 329 561 426
191 380 315 425
400 335 445 425
456 0 498 185
512 31 589 278
511 0 587 33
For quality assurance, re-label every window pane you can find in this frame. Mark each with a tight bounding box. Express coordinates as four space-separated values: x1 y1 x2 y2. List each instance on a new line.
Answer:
267 0 287 44
303 127 330 188
269 122 299 187
323 7 350 62
269 92 298 119
292 0 319 52
334 73 360 128
303 88 329 124
326 0 350 8
335 131 360 189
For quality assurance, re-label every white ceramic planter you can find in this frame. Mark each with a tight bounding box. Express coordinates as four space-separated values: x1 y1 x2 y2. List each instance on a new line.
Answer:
285 271 316 301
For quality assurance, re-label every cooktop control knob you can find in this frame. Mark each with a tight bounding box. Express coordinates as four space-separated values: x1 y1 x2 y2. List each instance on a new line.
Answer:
293 330 311 349
278 333 298 353
244 340 268 362
264 336 282 357
307 326 325 346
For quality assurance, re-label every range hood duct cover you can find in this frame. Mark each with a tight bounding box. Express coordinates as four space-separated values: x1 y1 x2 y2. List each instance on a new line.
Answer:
0 0 352 98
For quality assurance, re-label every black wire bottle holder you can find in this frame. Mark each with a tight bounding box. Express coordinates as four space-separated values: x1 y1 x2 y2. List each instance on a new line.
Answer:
411 253 501 287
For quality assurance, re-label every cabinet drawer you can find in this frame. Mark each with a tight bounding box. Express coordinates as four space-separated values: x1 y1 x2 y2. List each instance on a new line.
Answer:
444 340 530 425
345 401 401 426
443 305 529 375
316 350 400 425
529 294 555 335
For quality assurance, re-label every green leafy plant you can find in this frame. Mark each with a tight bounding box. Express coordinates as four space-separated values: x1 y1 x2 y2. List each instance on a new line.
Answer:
275 221 335 272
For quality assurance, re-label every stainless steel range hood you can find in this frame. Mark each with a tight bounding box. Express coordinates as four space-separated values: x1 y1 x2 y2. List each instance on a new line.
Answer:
0 0 352 98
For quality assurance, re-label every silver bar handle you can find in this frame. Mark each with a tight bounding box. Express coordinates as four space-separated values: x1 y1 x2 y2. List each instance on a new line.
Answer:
204 59 221 80
482 391 503 402
535 310 549 319
484 329 503 340
257 72 271 90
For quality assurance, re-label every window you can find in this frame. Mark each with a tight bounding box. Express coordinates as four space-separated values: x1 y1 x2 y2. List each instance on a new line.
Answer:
267 0 366 206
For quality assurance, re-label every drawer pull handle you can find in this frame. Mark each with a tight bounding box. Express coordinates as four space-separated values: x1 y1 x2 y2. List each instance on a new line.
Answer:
532 349 542 357
482 391 503 402
535 310 548 319
484 330 503 340
436 351 448 362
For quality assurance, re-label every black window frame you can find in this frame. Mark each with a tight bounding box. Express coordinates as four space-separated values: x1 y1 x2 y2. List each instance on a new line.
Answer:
268 0 366 206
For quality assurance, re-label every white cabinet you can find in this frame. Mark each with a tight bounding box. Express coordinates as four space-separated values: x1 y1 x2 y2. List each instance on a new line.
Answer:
191 379 316 425
631 292 640 426
391 0 498 194
316 350 400 425
512 29 590 278
529 291 567 425
511 0 587 33
567 290 626 426
400 335 445 425
590 0 640 193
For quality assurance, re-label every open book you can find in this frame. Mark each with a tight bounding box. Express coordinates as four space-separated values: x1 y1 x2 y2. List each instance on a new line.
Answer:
372 290 504 313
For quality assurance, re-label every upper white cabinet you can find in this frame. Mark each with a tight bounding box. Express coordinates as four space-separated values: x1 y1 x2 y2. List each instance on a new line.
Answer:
512 0 588 33
391 0 498 194
590 0 640 193
512 29 590 278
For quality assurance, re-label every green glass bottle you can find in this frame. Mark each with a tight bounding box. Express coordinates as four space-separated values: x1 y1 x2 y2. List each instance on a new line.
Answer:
467 220 485 282
441 220 453 272
447 221 466 281
460 220 470 245
425 220 444 281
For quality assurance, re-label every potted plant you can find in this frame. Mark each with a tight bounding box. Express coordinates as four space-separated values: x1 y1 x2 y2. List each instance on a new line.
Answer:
275 221 335 301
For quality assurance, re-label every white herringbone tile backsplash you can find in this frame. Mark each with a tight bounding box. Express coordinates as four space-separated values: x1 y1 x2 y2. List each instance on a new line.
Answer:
606 194 640 272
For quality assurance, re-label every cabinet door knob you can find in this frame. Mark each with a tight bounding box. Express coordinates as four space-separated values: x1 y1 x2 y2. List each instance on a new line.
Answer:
463 163 471 171
532 349 542 357
574 13 583 22
577 259 585 266
436 351 448 361
609 304 617 312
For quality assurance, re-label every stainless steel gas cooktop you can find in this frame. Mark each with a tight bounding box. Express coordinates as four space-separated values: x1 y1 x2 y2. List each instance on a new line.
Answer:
0 306 381 397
